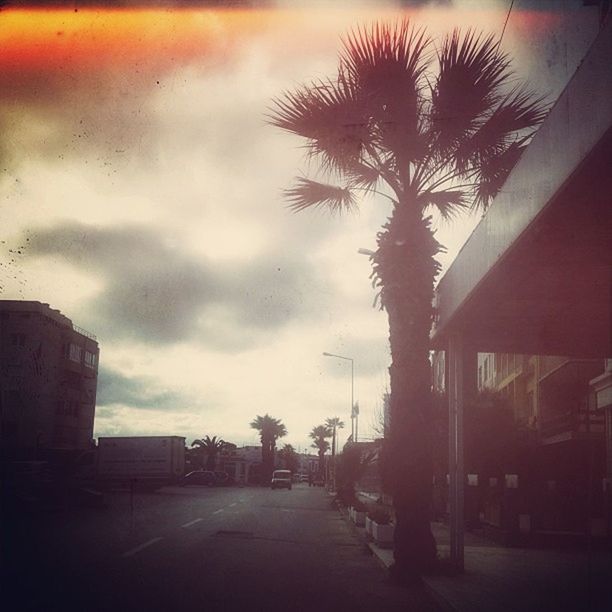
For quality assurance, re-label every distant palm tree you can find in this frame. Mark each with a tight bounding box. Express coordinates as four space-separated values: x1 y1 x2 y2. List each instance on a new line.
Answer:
310 425 332 479
278 443 300 473
191 435 226 471
269 20 546 577
325 417 345 458
250 414 288 483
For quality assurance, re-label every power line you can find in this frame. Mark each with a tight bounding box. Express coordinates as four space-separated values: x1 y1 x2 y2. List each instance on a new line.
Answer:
499 0 516 47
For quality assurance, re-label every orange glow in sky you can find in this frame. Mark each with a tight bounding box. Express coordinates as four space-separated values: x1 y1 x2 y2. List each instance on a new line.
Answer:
0 7 560 75
0 8 387 72
0 9 272 72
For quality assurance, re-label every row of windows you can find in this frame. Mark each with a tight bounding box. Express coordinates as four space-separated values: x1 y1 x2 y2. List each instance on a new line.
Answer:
7 335 96 369
64 343 97 369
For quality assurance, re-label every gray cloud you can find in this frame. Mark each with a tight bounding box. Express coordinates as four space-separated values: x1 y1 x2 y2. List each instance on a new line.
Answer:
321 333 390 379
25 221 331 349
96 365 189 410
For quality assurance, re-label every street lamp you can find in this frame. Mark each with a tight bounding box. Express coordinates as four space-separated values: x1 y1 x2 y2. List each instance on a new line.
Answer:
322 352 357 442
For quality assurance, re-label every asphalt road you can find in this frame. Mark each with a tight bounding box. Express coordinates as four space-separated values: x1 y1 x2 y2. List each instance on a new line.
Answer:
3 483 441 612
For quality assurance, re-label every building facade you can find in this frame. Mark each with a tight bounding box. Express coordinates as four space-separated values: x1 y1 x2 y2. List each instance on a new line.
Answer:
0 300 99 458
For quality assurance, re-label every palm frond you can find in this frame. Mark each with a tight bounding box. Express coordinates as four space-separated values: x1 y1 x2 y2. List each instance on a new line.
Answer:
455 86 548 173
418 189 470 221
430 29 512 153
340 20 431 161
345 161 382 193
471 141 526 210
284 177 357 214
268 73 371 172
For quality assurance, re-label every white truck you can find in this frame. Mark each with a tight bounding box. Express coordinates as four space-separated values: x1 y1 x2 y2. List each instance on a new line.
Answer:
96 436 185 488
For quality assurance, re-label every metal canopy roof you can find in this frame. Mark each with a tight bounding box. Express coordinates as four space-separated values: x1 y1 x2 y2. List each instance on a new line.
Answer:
431 22 612 359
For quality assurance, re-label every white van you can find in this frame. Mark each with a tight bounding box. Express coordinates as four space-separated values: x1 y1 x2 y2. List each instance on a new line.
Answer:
270 469 292 490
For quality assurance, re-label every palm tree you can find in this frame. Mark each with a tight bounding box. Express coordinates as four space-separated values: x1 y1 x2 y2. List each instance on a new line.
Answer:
191 435 226 471
310 425 332 479
269 21 546 577
250 414 288 483
278 443 300 473
325 417 345 458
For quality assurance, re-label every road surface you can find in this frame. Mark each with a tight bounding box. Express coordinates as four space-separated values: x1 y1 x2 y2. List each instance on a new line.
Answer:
3 483 441 611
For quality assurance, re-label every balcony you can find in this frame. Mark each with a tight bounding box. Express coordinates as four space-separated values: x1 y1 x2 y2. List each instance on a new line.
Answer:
539 359 606 444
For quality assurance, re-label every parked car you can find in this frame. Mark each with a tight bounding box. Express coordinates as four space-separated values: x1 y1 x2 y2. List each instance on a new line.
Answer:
299 474 309 483
270 469 292 490
180 470 216 487
213 471 232 486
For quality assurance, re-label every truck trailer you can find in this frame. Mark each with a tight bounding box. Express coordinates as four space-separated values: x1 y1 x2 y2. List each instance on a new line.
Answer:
96 436 185 488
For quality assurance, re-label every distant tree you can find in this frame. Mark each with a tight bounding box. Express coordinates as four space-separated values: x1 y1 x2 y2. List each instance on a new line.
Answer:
310 425 332 478
325 417 345 458
191 435 226 471
335 443 376 506
250 414 288 483
278 443 300 473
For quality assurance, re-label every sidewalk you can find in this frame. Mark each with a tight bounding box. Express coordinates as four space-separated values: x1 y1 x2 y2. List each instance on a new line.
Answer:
351 517 612 612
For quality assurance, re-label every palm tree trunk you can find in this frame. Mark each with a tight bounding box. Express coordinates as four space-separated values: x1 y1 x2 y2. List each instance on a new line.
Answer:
331 426 336 457
378 205 442 576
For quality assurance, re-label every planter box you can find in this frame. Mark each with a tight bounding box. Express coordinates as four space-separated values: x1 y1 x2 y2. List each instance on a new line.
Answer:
372 522 394 548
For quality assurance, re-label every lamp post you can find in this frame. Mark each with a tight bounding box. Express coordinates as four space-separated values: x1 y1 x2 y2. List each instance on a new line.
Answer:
322 352 356 442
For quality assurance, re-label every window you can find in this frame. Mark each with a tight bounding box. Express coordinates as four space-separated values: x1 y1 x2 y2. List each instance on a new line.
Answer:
69 343 82 363
84 351 96 369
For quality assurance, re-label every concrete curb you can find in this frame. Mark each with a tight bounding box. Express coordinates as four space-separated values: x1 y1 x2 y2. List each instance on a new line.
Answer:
336 502 459 611
365 542 459 612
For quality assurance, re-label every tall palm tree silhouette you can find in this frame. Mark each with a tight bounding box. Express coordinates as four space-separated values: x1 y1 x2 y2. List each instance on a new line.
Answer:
250 414 287 483
325 416 345 458
310 424 332 479
269 20 546 578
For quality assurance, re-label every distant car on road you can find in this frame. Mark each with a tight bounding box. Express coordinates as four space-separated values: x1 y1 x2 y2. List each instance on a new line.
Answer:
180 470 216 487
299 474 309 483
270 469 292 490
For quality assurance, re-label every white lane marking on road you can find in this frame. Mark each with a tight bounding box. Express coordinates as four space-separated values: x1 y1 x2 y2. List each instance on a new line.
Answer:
213 508 224 514
122 537 163 558
229 502 237 507
181 518 204 528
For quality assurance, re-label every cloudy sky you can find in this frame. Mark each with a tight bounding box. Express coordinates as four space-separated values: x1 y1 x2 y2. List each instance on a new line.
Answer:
0 0 601 451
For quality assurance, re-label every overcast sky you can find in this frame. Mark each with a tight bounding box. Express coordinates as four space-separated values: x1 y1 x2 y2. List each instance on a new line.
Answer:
0 0 601 451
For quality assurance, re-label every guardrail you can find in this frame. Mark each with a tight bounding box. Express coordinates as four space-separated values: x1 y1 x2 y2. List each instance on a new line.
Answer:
72 324 97 341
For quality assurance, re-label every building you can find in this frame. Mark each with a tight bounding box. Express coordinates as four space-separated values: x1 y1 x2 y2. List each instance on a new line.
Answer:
430 14 612 564
474 352 608 534
0 300 99 458
217 445 262 484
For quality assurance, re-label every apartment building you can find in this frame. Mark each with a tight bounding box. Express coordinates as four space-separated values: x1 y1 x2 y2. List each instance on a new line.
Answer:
477 352 606 442
0 300 99 458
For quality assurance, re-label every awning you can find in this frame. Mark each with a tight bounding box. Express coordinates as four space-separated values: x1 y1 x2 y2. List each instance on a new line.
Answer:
431 20 612 358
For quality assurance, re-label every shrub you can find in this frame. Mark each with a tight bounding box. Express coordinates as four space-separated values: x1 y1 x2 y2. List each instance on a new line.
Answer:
367 508 391 525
